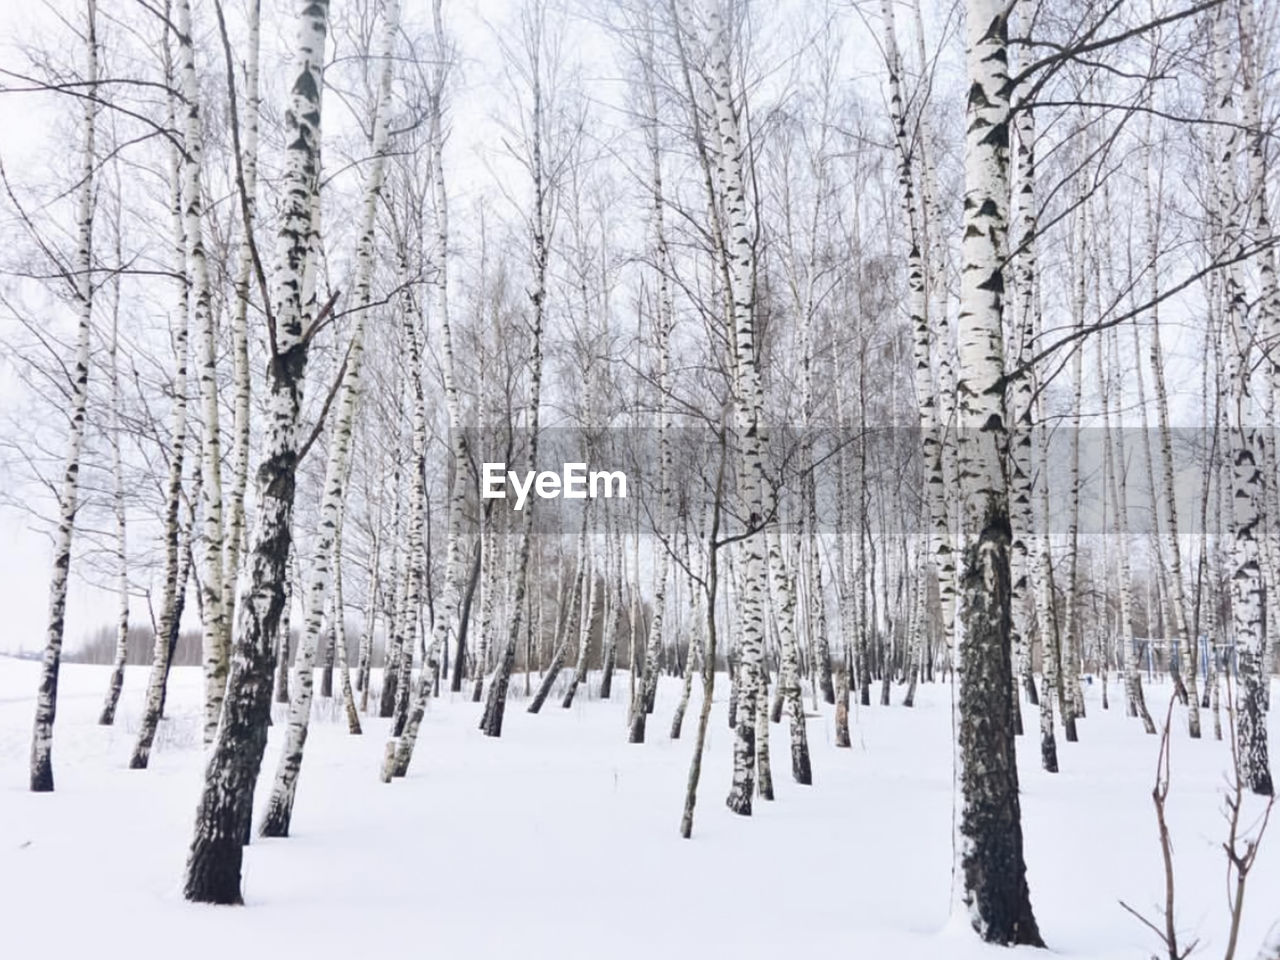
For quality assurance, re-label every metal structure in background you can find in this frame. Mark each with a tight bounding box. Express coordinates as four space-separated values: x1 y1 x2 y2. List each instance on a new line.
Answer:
1129 636 1238 683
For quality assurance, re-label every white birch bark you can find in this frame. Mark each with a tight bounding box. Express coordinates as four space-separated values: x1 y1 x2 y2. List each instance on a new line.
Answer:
225 0 262 636
29 0 98 791
701 0 769 817
481 1 551 738
130 34 191 767
1240 0 1278 743
767 529 812 783
172 0 229 745
952 0 1041 943
1143 119 1200 738
98 211 129 727
630 30 673 741
258 0 400 837
881 0 946 715
184 0 329 903
1214 1 1271 794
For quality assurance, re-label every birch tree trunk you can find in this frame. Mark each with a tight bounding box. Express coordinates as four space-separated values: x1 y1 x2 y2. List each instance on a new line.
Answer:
630 35 673 741
700 0 769 817
258 0 399 838
881 0 943 717
225 0 261 637
183 0 328 903
1214 1 1272 794
30 0 97 792
332 493 361 735
1143 128 1200 739
98 218 129 727
1240 0 1280 709
767 530 812 783
480 1 551 739
130 42 191 765
952 0 1041 943
172 0 230 745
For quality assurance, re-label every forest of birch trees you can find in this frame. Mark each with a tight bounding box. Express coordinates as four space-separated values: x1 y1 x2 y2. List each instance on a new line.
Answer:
4 0 1280 946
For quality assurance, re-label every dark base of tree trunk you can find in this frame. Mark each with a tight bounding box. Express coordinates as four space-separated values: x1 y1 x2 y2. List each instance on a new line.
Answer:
529 650 565 714
1063 714 1078 743
790 737 812 785
481 646 515 738
100 663 126 725
628 705 646 743
599 661 614 700
1040 729 1058 773
184 655 273 905
818 669 835 705
958 520 1044 948
378 659 399 718
670 703 688 739
1023 674 1039 706
561 679 579 708
30 755 54 792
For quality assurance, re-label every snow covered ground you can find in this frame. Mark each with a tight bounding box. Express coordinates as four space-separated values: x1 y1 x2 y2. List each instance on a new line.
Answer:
1 658 1277 959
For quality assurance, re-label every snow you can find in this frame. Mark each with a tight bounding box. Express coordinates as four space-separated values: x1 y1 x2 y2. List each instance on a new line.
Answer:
1 658 1277 959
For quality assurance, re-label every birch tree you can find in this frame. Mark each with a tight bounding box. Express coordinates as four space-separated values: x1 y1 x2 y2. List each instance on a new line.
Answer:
951 0 1041 943
1214 0 1272 796
172 0 230 745
29 0 98 792
184 0 330 903
258 0 400 837
130 22 193 766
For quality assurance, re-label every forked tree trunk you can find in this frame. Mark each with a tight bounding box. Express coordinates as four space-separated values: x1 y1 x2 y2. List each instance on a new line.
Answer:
258 0 399 837
183 0 328 904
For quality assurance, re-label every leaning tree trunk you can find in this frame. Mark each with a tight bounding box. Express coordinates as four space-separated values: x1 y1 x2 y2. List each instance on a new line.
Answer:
951 0 1042 944
183 0 328 904
1144 166 1201 737
130 52 191 766
225 0 261 640
630 40 673 741
172 0 230 746
480 8 550 739
563 535 600 709
332 491 361 735
881 0 942 717
258 0 399 838
29 0 98 792
98 218 130 727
